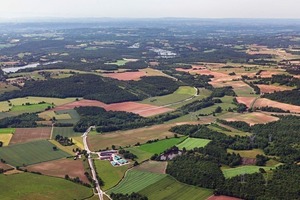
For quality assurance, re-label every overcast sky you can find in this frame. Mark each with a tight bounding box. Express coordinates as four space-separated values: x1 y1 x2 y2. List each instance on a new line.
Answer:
0 0 299 19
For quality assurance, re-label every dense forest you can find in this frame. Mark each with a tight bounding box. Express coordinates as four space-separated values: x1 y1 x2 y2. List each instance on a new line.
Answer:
0 74 179 104
0 113 41 128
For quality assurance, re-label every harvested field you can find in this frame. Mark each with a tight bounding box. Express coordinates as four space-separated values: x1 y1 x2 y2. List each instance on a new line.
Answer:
134 161 167 174
9 127 52 145
253 98 300 113
53 99 173 117
0 134 13 146
87 124 176 151
227 149 265 159
236 97 256 108
101 71 146 81
207 195 242 200
0 140 71 167
220 112 279 125
257 84 293 93
0 162 14 171
25 158 89 183
8 96 77 106
105 102 173 117
259 70 285 78
140 68 172 78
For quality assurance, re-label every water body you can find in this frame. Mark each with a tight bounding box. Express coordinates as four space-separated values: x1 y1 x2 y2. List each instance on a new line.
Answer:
2 61 61 73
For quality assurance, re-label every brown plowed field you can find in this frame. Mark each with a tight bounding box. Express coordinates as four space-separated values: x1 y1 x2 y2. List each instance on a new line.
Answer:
236 97 256 108
104 102 173 117
256 84 292 93
25 158 89 183
254 98 300 113
220 112 279 125
9 128 52 145
207 195 242 200
52 99 173 117
52 100 107 111
101 71 146 81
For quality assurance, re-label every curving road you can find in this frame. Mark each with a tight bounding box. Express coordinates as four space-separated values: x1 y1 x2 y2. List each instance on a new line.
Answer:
82 126 103 200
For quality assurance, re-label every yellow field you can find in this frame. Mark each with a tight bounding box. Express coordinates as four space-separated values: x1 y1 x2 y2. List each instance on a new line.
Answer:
0 134 13 146
49 140 77 155
39 111 71 121
227 149 265 158
9 96 78 106
71 136 84 149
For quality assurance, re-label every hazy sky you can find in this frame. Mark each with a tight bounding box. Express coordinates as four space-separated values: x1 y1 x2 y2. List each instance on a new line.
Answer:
0 0 299 19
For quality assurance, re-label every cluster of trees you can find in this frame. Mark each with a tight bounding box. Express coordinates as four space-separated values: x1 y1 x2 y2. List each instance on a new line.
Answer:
55 135 73 146
263 89 300 106
110 193 148 200
118 149 137 160
211 86 236 97
258 106 289 113
166 154 225 189
64 175 90 188
0 113 41 128
0 74 179 104
216 164 300 199
180 97 215 112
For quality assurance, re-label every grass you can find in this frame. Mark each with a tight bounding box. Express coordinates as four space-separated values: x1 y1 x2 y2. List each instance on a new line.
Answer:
227 149 265 158
208 123 251 137
0 128 15 134
177 138 211 150
108 170 167 194
39 111 71 121
94 160 130 191
87 124 175 151
52 127 82 139
8 96 77 106
125 147 154 163
55 109 80 124
139 175 213 200
222 165 277 179
0 134 13 146
141 86 197 108
0 82 19 95
0 173 93 200
105 59 129 66
138 137 186 154
0 140 71 167
134 161 167 174
10 103 52 113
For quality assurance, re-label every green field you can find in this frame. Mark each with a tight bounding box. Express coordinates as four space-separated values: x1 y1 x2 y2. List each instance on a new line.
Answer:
8 96 77 106
139 175 213 200
141 86 197 108
0 173 93 200
125 147 153 163
105 59 129 66
0 128 15 134
0 140 71 167
94 160 129 191
177 138 211 150
52 127 82 139
10 103 52 113
108 170 167 194
222 165 277 178
138 137 186 154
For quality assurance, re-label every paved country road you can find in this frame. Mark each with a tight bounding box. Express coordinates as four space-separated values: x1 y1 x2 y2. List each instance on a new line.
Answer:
82 126 103 200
